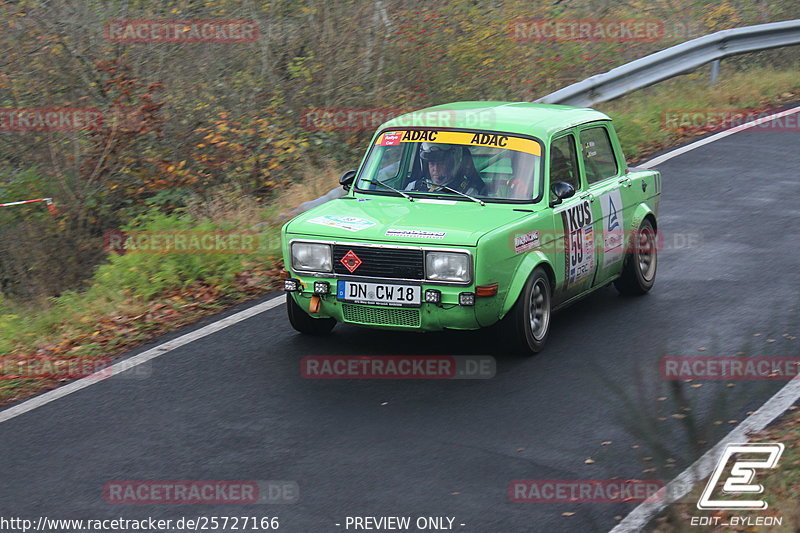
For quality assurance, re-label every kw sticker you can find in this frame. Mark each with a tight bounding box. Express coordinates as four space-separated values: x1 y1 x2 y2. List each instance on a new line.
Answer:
600 190 624 267
560 200 594 285
375 130 541 156
307 215 375 232
514 230 540 254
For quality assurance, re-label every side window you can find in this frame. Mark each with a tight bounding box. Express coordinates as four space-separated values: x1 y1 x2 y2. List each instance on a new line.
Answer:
549 134 580 191
580 126 618 184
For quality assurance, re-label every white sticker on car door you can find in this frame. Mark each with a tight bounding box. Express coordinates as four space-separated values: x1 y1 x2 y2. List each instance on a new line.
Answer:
600 190 625 268
559 200 594 286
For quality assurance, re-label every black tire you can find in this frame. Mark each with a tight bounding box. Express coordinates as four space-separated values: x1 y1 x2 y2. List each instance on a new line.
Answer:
614 218 657 296
286 293 336 335
498 267 552 355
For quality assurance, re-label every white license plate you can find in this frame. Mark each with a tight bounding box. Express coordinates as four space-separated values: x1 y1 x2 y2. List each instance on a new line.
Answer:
336 281 421 307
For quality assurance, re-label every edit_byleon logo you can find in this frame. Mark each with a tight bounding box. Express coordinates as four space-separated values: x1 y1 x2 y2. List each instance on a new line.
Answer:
697 443 784 510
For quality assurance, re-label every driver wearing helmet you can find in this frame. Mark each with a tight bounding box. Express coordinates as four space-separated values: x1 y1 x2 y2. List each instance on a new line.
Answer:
406 143 486 195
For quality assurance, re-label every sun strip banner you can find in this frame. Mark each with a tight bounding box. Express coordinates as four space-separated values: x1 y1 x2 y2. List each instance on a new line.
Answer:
375 130 541 156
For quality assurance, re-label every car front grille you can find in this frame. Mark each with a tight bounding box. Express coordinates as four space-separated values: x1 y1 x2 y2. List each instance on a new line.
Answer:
342 304 421 327
332 244 424 280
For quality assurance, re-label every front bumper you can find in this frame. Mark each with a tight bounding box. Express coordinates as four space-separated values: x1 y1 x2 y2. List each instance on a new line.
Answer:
286 275 485 331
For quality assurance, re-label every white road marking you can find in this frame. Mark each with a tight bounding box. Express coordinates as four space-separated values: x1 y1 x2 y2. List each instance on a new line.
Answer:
612 105 800 532
0 295 285 424
639 105 800 168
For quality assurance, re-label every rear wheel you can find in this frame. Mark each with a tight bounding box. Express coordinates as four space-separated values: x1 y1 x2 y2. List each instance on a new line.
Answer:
614 218 657 295
286 293 336 335
499 267 552 355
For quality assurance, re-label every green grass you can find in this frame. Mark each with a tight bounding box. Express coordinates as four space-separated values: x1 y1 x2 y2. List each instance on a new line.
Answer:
0 210 282 357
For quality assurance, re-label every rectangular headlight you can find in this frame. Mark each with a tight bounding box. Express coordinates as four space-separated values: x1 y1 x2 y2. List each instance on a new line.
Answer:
291 242 332 272
425 252 470 283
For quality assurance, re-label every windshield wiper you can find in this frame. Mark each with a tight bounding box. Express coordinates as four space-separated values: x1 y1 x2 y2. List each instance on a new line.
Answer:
362 179 413 202
422 180 485 206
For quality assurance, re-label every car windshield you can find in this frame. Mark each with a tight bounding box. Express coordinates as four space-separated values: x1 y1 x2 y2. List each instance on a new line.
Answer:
355 129 543 202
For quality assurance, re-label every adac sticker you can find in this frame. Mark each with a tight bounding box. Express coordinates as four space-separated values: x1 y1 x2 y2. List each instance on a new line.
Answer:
307 215 376 232
385 229 446 239
374 130 541 156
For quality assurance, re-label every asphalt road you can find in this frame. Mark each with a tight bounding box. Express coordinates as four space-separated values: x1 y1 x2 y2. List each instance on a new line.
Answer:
1 112 799 533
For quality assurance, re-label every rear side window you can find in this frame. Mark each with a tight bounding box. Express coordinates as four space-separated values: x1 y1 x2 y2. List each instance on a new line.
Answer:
549 134 580 191
580 127 618 184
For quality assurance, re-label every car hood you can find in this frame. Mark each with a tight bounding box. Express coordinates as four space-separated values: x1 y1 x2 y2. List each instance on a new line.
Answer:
285 195 538 246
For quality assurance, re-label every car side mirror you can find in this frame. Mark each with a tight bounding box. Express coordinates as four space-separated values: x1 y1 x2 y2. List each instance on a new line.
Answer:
549 181 575 207
339 169 357 191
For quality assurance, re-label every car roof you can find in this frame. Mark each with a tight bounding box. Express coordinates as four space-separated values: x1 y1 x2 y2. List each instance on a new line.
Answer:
379 101 610 140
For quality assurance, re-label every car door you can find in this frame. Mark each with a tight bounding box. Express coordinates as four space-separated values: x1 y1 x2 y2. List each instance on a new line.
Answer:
577 122 630 285
549 131 599 301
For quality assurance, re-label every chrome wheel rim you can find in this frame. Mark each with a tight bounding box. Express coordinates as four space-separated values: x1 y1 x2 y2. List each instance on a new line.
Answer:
637 227 657 282
528 279 550 341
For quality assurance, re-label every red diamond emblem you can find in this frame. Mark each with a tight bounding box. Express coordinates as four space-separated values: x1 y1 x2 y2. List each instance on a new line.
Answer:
340 250 362 273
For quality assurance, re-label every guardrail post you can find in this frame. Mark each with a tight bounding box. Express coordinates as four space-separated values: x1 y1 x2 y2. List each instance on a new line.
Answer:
709 59 721 85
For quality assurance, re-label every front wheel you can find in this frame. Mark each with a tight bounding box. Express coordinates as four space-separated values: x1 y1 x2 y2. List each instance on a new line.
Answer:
499 267 552 355
614 218 657 295
286 293 336 335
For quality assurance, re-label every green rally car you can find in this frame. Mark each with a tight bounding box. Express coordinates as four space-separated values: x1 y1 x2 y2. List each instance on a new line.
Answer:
281 102 661 354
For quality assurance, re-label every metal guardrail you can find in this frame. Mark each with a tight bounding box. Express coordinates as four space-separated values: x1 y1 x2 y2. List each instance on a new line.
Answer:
536 20 800 107
286 20 800 217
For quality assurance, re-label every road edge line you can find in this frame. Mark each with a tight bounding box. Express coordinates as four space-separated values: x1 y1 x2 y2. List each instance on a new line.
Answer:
0 295 285 425
639 105 800 168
